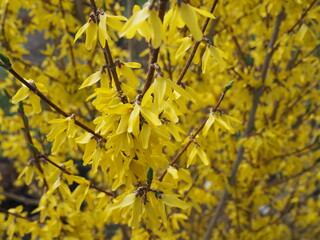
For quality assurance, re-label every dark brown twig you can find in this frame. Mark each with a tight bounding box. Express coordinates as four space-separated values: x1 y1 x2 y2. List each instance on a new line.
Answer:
7 67 105 141
0 207 37 222
176 0 219 85
40 155 116 197
140 0 169 99
89 0 128 103
18 103 49 191
0 191 39 206
158 88 228 182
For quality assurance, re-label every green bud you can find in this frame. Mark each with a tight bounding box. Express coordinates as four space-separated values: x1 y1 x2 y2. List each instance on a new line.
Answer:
27 143 39 154
224 80 234 92
147 167 153 184
0 53 12 69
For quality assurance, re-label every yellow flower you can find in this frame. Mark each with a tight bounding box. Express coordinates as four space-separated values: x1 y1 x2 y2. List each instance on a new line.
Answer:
164 3 215 42
11 80 47 114
47 116 77 154
120 4 164 48
74 12 127 50
108 189 189 229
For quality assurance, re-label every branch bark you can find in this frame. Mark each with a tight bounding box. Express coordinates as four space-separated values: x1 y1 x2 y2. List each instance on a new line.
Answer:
7 67 105 141
176 0 219 85
140 0 169 99
159 86 230 182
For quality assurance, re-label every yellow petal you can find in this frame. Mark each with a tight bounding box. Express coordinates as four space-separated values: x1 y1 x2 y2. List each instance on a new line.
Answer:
92 148 103 174
162 194 189 210
202 114 215 136
123 62 141 68
190 5 216 18
215 114 235 133
149 9 163 48
25 167 34 185
105 13 127 21
192 44 202 64
73 184 90 210
74 22 89 43
128 104 141 136
47 122 68 141
116 112 130 134
137 20 152 40
98 14 108 47
85 21 97 50
11 86 30 104
121 66 140 87
76 133 92 144
165 77 196 103
110 193 136 210
34 82 48 92
187 147 197 167
120 7 150 37
29 93 42 114
154 77 167 111
202 47 211 73
108 103 133 114
139 123 151 149
83 138 96 165
141 107 161 126
197 148 209 165
129 197 142 228
66 118 76 138
167 166 179 180
209 46 226 65
175 37 192 59
79 71 101 89
179 3 202 41
168 123 182 142
51 132 66 154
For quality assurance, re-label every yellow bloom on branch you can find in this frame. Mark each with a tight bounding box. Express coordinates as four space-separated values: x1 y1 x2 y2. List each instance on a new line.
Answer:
11 80 47 114
120 4 164 48
74 11 127 50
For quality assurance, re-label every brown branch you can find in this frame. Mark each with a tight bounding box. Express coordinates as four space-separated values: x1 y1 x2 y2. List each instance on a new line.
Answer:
0 207 37 222
286 0 318 35
18 103 49 191
203 10 285 240
89 0 128 103
158 89 228 182
176 0 219 85
7 67 105 141
140 0 169 99
0 191 39 206
102 40 128 103
39 155 116 197
89 0 98 14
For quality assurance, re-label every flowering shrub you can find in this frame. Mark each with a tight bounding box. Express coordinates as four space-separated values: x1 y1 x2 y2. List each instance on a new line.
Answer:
0 0 319 239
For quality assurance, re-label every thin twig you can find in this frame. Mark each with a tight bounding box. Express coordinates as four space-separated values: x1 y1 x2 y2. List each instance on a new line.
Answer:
0 207 37 222
18 103 49 191
140 0 169 99
0 191 39 206
40 155 116 197
286 0 318 35
176 0 219 85
158 89 227 182
203 10 285 240
7 67 105 141
90 0 128 103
